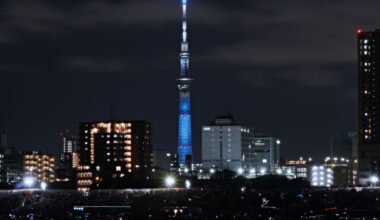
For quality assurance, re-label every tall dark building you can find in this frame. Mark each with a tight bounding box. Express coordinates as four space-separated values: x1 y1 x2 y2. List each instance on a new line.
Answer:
358 29 380 184
56 130 79 184
0 147 23 183
0 132 7 150
77 120 152 190
60 130 77 154
331 132 357 160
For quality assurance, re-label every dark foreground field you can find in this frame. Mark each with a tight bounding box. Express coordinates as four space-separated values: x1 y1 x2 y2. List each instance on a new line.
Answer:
1 187 380 220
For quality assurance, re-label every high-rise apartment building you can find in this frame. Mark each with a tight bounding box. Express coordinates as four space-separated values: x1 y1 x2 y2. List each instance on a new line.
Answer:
23 151 55 183
358 29 380 184
77 120 152 190
202 113 255 174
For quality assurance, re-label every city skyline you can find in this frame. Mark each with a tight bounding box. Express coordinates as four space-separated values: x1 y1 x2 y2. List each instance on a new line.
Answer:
1 1 380 161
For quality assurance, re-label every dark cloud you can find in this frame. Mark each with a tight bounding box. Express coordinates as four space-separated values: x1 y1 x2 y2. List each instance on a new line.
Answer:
66 57 130 73
238 65 350 89
0 0 376 161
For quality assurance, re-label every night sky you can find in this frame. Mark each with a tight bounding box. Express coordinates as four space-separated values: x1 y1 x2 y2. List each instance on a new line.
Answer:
1 0 379 162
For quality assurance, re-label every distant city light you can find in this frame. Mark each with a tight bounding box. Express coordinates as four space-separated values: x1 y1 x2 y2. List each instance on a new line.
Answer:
370 176 379 185
165 176 176 188
238 168 244 175
23 177 35 188
260 168 266 175
210 168 215 174
276 169 283 175
40 182 47 190
185 180 191 189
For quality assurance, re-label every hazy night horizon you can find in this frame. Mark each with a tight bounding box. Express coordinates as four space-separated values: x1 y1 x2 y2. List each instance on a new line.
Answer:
2 0 378 162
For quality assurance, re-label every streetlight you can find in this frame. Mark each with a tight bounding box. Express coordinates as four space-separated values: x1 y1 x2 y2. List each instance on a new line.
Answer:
23 177 35 189
370 175 379 187
260 168 266 175
40 182 47 190
286 169 292 175
165 176 176 188
238 168 244 175
185 180 191 189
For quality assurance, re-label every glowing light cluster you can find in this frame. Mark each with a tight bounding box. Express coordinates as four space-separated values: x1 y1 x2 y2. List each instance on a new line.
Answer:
165 176 176 188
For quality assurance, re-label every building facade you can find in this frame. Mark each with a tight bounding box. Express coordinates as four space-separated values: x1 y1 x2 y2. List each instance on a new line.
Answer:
56 130 79 183
310 165 334 187
202 114 255 174
309 162 354 188
23 151 55 183
1 147 23 183
331 132 357 160
282 159 311 179
252 134 280 175
152 149 172 172
61 129 77 154
77 120 152 190
357 29 380 184
0 153 3 182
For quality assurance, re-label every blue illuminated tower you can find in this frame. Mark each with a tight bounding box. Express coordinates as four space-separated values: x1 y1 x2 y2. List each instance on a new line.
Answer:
177 0 193 165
